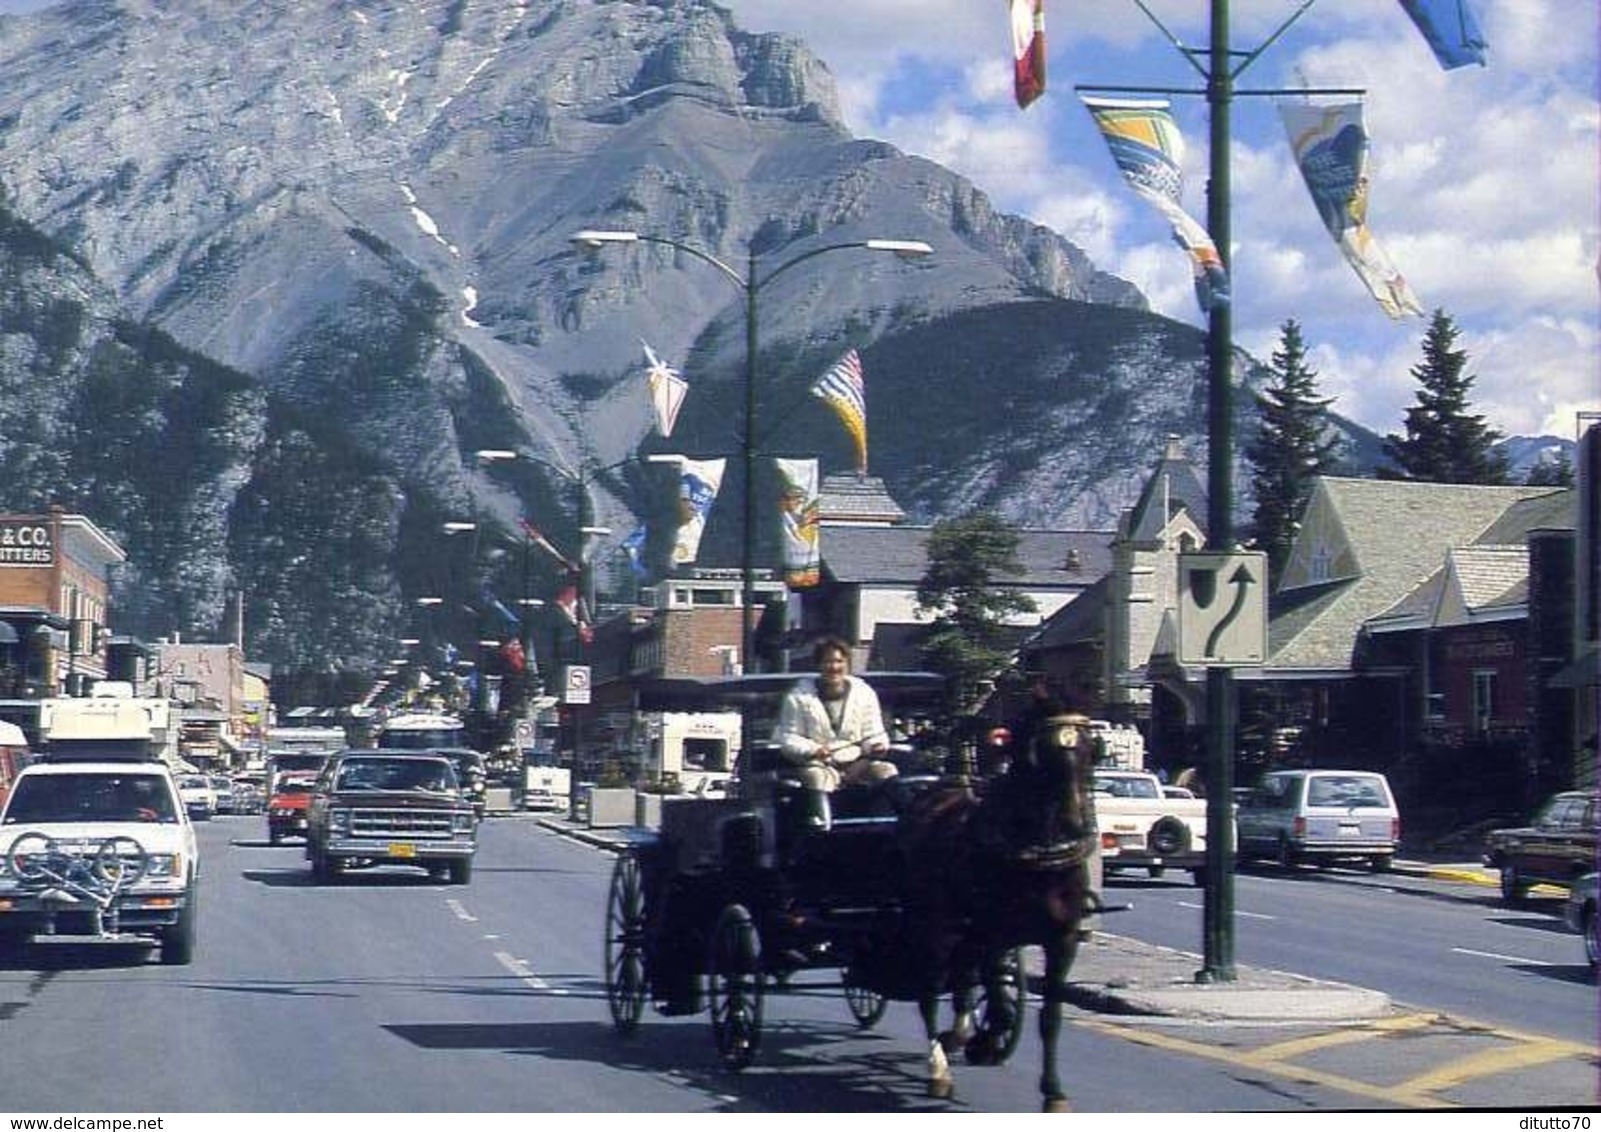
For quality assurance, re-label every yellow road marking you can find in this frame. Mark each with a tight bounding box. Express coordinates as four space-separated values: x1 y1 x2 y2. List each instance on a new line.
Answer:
1396 1037 1597 1094
1240 1012 1439 1065
1078 1013 1597 1109
1075 1018 1457 1109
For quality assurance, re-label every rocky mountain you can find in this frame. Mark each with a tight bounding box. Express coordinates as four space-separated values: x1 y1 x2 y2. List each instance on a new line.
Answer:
0 0 1374 675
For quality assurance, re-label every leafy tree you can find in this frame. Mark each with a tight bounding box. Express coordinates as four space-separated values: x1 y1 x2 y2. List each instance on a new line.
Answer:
1525 450 1574 487
1380 310 1508 484
1244 319 1339 582
915 512 1037 713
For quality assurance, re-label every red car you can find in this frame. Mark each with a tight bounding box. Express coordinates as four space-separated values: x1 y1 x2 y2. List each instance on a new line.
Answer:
267 772 318 844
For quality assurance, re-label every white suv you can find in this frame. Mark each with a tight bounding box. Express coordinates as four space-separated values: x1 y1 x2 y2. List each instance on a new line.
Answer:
0 758 200 965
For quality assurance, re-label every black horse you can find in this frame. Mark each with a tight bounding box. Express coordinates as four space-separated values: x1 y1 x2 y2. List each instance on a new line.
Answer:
895 712 1097 1111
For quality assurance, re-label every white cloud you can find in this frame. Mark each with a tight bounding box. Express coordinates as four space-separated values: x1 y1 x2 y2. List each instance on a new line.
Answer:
719 1 1599 440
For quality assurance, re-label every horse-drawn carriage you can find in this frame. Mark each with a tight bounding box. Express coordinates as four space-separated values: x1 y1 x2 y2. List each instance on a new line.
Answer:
601 673 1096 1110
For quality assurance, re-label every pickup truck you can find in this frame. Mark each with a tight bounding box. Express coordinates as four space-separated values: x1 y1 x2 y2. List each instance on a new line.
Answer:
305 751 477 884
1483 789 1597 906
1093 769 1211 885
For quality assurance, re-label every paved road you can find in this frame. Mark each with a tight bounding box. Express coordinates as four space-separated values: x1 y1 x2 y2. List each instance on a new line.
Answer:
0 815 1594 1113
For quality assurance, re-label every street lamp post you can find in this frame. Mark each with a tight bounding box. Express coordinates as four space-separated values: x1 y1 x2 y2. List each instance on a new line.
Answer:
569 229 932 675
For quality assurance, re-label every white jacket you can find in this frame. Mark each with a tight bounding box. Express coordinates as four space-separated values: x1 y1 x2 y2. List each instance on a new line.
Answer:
774 675 888 768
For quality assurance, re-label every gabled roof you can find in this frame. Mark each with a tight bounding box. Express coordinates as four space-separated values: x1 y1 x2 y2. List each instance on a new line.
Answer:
1027 574 1110 649
1269 478 1561 670
1450 545 1529 610
1122 436 1208 543
817 473 906 525
820 524 1114 588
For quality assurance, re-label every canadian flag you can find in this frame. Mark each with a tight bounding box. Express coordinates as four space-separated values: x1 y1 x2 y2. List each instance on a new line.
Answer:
1009 0 1046 110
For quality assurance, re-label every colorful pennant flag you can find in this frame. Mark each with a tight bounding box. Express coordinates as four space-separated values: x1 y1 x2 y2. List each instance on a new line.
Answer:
1279 101 1425 320
1082 96 1230 314
519 518 578 572
479 582 521 627
775 457 822 590
672 457 725 565
555 579 594 644
621 524 649 579
1009 0 1046 110
810 350 869 474
1397 0 1487 70
642 340 688 438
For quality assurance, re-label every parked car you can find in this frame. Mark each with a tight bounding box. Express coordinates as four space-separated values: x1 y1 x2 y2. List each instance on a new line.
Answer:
1235 769 1400 872
175 774 216 821
1565 872 1598 973
1483 790 1598 906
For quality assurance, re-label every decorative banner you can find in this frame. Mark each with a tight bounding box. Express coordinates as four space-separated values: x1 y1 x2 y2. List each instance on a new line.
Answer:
519 518 577 572
1008 0 1045 110
555 578 594 644
810 349 869 474
642 340 687 438
478 582 521 627
1397 0 1487 70
1081 96 1230 314
672 457 725 565
621 524 649 579
775 457 822 590
1279 101 1425 320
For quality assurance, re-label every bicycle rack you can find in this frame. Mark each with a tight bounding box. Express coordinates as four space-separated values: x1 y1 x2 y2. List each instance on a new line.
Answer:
6 834 149 937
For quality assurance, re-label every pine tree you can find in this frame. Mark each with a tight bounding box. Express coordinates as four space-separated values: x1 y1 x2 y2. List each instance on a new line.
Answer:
1244 320 1339 582
1380 310 1508 484
915 512 1037 713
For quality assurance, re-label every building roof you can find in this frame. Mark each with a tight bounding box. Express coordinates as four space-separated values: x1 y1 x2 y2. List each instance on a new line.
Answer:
1122 436 1208 543
1268 478 1561 670
820 524 1113 589
817 473 906 525
1026 574 1110 650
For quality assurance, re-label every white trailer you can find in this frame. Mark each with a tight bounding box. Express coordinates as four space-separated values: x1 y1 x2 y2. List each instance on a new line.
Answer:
645 711 741 796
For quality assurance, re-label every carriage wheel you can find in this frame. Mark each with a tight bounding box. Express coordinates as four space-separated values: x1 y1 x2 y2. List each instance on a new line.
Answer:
603 853 648 1033
968 946 1027 1065
707 904 764 1070
843 975 888 1029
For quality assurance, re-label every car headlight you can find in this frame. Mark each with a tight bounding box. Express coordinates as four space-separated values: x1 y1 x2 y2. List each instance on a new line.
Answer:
329 809 351 833
143 853 181 879
452 813 474 834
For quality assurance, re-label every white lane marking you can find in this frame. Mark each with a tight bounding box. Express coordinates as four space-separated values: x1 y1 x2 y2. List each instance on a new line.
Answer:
1451 946 1552 966
1178 900 1275 920
494 949 569 995
445 898 477 922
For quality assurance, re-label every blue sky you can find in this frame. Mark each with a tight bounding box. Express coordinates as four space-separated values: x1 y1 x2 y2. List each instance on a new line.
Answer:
723 0 1599 442
1 1 1594 442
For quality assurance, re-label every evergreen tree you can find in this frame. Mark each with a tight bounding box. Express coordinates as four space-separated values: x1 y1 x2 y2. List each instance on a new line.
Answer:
1380 310 1508 484
915 512 1037 713
1244 319 1339 582
1525 450 1574 487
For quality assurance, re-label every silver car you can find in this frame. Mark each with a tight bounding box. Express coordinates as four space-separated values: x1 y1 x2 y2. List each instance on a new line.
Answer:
1564 871 1598 973
1236 769 1400 872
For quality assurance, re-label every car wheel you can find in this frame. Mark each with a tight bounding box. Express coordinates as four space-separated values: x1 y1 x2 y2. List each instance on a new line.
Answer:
1500 866 1528 906
1368 855 1393 873
268 828 282 845
1146 865 1167 879
1277 837 1300 871
160 890 198 966
448 858 472 886
1584 906 1599 972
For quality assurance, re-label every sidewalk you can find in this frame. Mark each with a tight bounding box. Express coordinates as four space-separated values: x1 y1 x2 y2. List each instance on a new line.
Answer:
536 813 1499 1024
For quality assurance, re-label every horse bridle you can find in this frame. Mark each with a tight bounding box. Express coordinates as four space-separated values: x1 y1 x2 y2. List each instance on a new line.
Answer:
1006 712 1097 871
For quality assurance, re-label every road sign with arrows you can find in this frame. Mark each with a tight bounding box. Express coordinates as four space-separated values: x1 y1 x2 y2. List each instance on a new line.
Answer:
1178 551 1268 666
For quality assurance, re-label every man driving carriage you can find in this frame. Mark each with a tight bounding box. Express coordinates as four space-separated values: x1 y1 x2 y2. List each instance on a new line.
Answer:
773 635 896 829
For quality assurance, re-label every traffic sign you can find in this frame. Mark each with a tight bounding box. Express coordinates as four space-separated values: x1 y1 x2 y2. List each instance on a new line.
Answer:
1178 551 1268 666
563 664 592 705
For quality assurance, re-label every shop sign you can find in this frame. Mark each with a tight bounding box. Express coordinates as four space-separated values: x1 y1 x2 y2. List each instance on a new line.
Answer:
0 521 52 567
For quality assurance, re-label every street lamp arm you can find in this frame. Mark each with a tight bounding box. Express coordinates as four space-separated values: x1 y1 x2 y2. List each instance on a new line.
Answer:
628 234 746 292
752 239 930 292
